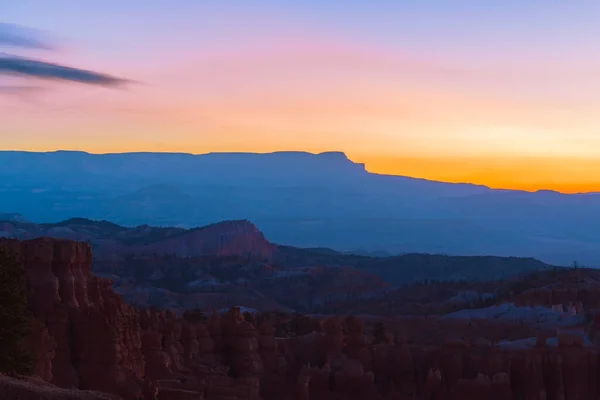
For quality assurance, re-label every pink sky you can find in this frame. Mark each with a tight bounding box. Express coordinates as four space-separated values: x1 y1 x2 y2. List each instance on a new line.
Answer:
2 1 600 191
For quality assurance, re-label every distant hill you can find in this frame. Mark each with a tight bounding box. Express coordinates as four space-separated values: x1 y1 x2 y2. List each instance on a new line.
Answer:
1 150 600 265
0 213 28 223
0 216 556 284
274 244 554 285
355 254 552 285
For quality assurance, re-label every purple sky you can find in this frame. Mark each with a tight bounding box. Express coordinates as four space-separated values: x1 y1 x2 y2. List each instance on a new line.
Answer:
2 1 600 191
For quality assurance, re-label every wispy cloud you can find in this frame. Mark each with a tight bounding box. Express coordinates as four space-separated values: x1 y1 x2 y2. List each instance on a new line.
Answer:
0 85 43 94
0 23 52 50
0 56 129 86
0 22 129 88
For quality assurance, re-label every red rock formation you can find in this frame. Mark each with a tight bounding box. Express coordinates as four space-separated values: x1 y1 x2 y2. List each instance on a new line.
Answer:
387 338 416 397
195 322 217 364
342 316 372 371
220 307 264 378
0 238 147 399
297 364 331 400
279 327 600 400
257 321 288 399
319 318 345 366
139 327 174 381
207 309 223 353
137 306 265 400
333 360 376 400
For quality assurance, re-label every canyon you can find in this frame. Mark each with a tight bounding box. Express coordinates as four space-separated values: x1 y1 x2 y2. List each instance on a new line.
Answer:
0 218 554 314
2 150 600 266
2 237 600 399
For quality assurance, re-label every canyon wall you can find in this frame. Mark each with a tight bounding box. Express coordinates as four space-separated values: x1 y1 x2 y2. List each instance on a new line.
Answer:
2 238 600 400
1 238 148 399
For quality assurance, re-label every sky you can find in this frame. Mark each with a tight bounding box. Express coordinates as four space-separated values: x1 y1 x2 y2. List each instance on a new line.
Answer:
1 1 600 193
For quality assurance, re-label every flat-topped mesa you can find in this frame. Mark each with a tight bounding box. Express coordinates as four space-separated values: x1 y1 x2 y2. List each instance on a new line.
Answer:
0 238 146 399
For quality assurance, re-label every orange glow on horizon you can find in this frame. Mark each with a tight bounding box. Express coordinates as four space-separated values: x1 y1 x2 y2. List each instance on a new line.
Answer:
357 154 600 194
3 142 600 194
4 4 600 195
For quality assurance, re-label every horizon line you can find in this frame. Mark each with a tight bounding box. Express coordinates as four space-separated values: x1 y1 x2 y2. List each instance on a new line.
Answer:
1 148 599 196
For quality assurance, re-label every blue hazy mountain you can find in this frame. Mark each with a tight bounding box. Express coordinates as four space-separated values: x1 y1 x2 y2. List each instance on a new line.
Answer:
1 150 599 266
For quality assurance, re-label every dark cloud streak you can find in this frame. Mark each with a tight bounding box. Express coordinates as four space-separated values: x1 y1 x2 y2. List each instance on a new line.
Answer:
0 23 53 50
1 22 131 88
0 56 130 87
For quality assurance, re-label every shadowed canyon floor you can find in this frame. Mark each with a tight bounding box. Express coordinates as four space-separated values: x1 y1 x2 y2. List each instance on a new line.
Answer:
1 237 600 399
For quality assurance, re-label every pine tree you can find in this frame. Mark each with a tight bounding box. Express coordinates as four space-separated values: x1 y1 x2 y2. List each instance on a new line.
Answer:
182 309 207 323
290 314 314 336
372 322 388 344
0 247 33 374
242 311 255 326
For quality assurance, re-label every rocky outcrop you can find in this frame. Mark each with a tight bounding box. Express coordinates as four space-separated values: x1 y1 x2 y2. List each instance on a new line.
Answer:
1 237 269 399
132 220 274 260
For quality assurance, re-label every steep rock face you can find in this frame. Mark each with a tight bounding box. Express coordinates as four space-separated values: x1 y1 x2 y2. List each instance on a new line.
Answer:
0 238 146 399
